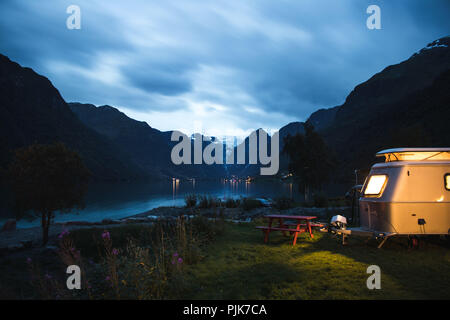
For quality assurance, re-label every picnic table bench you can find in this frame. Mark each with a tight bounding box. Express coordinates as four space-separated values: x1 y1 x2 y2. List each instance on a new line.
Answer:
256 215 323 246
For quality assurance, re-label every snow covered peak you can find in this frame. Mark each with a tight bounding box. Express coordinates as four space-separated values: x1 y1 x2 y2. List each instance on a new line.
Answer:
423 38 448 50
411 36 449 58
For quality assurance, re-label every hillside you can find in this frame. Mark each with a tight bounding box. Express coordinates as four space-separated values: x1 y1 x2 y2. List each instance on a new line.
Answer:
230 36 450 182
227 123 305 177
1 36 448 183
314 36 450 181
0 54 146 181
69 103 227 179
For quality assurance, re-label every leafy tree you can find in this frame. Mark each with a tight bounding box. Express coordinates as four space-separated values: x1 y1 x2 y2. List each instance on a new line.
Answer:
8 143 90 246
283 124 336 201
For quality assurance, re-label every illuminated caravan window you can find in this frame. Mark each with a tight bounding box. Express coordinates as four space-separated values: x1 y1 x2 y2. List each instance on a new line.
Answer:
445 174 450 191
364 175 388 196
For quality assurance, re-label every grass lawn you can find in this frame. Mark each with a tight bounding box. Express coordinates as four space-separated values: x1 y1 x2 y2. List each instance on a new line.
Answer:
180 221 450 299
1 219 449 300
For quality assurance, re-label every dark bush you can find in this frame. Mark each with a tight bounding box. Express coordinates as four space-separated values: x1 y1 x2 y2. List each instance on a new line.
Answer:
241 198 263 211
273 197 293 210
209 196 221 208
190 215 225 241
197 195 221 209
224 198 240 208
198 195 209 208
313 193 329 208
185 194 197 208
328 197 347 207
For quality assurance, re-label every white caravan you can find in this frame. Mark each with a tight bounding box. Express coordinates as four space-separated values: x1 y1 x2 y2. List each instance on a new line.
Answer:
328 148 450 248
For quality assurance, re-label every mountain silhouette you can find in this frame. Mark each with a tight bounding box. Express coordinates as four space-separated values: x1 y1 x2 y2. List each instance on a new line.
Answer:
0 54 146 181
308 36 450 180
230 36 450 180
1 36 448 183
69 102 226 179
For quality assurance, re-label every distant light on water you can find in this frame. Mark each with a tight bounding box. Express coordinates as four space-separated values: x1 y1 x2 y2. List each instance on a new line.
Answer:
1 180 348 229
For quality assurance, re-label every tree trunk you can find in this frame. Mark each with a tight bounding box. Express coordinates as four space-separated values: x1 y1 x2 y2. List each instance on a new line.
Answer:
304 184 309 203
41 212 50 246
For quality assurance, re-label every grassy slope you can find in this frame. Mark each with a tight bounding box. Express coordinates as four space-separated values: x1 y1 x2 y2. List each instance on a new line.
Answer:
181 222 450 299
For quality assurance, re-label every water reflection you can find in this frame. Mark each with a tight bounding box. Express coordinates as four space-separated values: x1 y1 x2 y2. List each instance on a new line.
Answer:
4 179 351 229
289 182 293 199
221 177 254 199
172 178 180 203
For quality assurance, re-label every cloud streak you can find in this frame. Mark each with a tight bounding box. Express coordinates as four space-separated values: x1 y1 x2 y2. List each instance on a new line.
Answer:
1 0 449 137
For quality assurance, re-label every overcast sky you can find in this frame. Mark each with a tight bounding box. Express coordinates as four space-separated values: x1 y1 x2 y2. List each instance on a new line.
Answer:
1 0 449 138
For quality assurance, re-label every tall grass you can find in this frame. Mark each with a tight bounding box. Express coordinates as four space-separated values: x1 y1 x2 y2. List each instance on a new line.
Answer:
184 194 197 208
185 193 267 211
27 216 225 299
197 195 221 209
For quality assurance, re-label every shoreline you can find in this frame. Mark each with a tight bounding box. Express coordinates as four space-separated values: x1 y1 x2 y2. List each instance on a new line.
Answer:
0 205 348 253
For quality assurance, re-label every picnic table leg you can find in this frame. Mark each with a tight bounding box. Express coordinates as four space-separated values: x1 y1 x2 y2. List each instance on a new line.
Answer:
263 229 269 243
264 218 273 243
306 221 314 238
292 223 301 246
279 218 288 237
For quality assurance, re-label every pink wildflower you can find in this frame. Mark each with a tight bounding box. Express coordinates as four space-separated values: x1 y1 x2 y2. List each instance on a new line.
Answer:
58 229 70 239
102 231 110 240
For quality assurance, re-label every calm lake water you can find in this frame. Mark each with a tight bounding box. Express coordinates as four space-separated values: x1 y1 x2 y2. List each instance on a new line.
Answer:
1 179 348 229
1 179 298 229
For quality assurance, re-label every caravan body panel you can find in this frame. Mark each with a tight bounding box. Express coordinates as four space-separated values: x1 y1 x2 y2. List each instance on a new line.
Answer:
359 160 450 235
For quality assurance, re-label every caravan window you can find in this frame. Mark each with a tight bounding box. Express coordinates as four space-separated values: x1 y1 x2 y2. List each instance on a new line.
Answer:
445 174 450 191
363 174 388 196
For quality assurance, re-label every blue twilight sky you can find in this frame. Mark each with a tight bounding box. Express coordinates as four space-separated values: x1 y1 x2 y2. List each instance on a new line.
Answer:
0 0 449 138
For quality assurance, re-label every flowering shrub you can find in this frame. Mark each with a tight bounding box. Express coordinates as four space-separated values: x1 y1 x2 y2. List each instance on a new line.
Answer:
27 216 225 299
26 258 66 299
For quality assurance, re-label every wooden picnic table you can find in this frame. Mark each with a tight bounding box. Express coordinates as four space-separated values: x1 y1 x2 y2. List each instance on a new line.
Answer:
256 215 322 246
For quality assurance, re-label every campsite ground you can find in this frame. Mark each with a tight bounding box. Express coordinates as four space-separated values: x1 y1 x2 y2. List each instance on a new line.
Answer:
179 221 450 299
1 219 449 299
